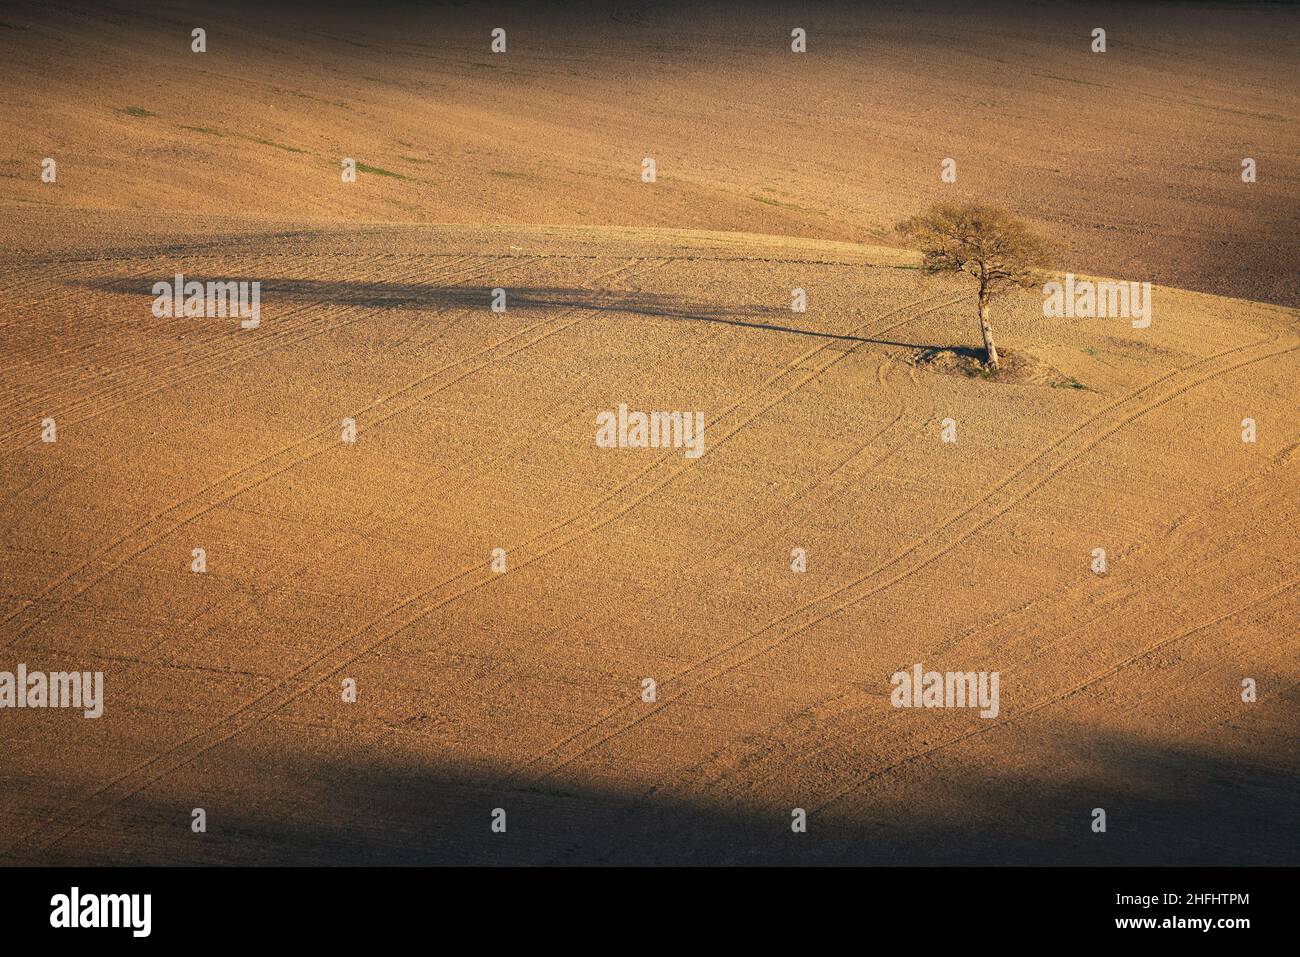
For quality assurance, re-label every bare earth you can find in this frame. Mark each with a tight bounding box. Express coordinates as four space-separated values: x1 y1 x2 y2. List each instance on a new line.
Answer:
1 2 1297 865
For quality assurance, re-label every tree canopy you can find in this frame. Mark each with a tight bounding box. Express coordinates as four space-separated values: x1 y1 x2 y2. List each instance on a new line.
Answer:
896 203 1052 302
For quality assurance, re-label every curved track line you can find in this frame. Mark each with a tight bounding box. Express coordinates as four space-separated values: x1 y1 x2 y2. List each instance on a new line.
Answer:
1 283 958 858
506 329 1297 784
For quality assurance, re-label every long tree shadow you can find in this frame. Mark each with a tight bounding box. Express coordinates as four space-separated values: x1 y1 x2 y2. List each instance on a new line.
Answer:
88 277 947 352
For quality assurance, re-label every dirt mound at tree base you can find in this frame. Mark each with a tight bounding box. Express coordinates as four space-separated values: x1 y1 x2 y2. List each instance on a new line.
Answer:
911 346 1088 391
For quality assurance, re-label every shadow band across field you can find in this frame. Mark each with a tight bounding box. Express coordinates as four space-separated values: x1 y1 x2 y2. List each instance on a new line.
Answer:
86 278 935 351
19 717 1300 866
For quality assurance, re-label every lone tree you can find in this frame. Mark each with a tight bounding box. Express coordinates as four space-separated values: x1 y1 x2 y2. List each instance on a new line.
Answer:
897 203 1052 370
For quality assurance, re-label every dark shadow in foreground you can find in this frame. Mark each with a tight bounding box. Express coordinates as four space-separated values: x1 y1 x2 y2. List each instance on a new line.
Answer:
16 708 1300 866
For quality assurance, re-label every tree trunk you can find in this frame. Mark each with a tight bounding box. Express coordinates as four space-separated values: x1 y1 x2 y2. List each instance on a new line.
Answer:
978 297 999 369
